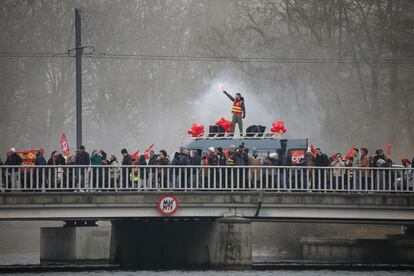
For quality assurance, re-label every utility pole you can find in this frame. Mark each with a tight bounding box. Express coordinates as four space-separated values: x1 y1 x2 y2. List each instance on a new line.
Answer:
75 8 82 148
68 9 94 148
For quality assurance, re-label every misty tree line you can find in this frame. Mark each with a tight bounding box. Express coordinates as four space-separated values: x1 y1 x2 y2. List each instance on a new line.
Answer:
0 0 413 159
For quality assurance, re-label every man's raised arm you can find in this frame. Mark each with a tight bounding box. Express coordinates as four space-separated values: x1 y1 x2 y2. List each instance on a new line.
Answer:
222 90 235 102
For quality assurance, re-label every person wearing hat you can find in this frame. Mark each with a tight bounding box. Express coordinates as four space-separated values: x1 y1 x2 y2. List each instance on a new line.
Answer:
221 87 246 134
5 148 22 167
207 147 218 166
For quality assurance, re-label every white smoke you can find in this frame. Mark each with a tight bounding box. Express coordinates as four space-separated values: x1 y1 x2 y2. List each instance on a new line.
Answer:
192 77 278 131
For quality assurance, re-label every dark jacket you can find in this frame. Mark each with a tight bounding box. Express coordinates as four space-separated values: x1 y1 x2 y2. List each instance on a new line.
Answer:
157 156 170 166
372 155 392 167
217 152 227 166
75 151 90 165
5 153 22 166
48 155 65 166
178 154 190 166
314 153 330 167
234 152 245 166
136 155 147 178
190 154 201 166
172 152 180 166
148 155 158 165
122 154 133 166
35 154 47 165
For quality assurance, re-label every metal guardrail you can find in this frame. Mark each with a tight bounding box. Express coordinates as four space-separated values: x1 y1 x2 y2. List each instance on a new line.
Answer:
0 165 412 193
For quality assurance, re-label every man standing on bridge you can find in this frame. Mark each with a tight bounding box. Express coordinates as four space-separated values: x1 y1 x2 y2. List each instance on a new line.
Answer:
220 85 246 134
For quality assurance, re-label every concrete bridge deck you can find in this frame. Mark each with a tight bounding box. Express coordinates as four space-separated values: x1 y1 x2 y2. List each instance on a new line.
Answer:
1 191 413 222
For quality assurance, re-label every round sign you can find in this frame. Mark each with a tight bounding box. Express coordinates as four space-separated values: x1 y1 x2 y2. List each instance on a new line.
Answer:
157 195 179 216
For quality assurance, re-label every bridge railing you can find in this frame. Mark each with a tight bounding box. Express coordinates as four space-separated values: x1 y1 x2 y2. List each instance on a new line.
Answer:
0 165 412 193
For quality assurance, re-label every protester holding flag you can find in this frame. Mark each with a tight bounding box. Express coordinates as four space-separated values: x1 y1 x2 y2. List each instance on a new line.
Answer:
372 149 392 168
220 85 246 134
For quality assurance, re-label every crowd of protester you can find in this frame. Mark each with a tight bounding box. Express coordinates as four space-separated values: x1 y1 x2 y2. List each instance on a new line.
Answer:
0 144 413 191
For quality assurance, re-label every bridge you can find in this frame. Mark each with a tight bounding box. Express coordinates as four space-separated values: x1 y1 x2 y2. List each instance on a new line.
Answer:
1 165 414 268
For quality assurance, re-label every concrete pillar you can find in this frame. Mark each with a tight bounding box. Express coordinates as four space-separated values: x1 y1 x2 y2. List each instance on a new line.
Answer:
40 226 111 264
110 217 252 269
210 217 252 269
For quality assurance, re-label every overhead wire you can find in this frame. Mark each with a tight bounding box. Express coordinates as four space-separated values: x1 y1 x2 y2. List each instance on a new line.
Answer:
0 51 413 64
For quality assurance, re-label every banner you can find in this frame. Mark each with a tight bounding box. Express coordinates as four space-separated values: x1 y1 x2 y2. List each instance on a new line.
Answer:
290 149 305 165
60 133 70 156
16 149 37 166
14 149 44 171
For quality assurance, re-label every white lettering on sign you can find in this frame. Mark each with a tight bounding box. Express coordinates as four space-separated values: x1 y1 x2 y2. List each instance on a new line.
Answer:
157 195 179 216
290 149 305 165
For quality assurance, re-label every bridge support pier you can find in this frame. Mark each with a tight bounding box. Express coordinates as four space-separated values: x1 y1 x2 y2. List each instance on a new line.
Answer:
40 226 111 264
110 217 252 269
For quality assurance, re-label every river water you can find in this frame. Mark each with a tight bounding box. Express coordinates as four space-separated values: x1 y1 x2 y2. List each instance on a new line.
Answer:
0 222 413 275
2 270 414 276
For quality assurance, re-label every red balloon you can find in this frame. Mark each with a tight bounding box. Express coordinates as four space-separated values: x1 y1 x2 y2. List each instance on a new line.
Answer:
216 117 232 132
271 120 287 134
187 123 204 137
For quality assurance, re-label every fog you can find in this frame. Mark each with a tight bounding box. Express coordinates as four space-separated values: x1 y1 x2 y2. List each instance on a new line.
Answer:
1 0 413 161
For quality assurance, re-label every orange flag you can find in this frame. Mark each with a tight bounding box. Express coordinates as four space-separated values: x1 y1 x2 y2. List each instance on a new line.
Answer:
343 144 356 160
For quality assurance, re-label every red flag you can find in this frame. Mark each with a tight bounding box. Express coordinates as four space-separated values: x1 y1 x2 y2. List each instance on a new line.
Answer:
343 144 356 160
386 143 392 157
310 145 317 156
60 133 70 156
131 150 139 161
143 144 155 160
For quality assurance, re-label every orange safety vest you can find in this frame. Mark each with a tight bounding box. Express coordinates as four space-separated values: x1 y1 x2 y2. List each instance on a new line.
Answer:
231 101 243 115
